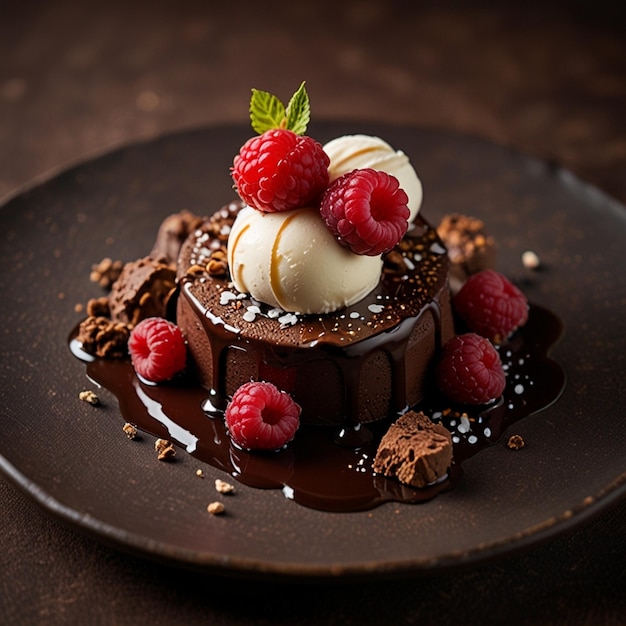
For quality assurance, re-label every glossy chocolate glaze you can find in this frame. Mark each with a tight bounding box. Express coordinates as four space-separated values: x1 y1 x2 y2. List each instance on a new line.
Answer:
70 303 564 512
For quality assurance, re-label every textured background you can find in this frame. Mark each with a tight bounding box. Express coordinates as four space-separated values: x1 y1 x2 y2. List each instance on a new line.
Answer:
1 0 625 624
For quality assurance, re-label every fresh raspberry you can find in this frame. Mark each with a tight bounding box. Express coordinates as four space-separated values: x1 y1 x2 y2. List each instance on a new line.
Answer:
231 128 330 213
128 317 187 383
436 333 506 405
454 270 529 344
320 168 410 256
225 381 301 451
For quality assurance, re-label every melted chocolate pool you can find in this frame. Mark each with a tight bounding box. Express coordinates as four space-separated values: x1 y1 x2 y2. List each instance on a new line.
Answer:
70 304 564 512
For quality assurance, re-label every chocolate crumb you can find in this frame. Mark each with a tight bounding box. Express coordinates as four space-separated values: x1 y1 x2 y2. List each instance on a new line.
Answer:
78 390 100 406
86 296 110 318
215 478 235 494
150 210 204 266
437 213 496 293
206 257 228 277
207 501 225 515
155 438 176 461
108 256 176 327
373 411 452 488
90 257 124 290
122 423 138 439
507 434 525 450
76 315 130 358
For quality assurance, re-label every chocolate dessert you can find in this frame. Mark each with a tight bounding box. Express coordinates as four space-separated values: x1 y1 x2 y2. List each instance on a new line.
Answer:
176 200 454 427
68 85 566 511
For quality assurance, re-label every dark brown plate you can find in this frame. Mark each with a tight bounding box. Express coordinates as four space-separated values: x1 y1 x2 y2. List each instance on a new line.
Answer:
1 123 624 581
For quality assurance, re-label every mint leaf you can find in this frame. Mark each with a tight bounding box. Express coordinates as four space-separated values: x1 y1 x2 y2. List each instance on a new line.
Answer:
248 83 311 135
249 89 286 134
285 81 310 135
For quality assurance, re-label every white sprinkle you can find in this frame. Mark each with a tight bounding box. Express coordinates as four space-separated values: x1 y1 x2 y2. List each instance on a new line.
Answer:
514 384 524 395
219 291 237 305
414 253 422 262
522 250 541 269
452 436 460 444
368 304 384 314
468 435 478 444
484 427 492 438
403 257 415 270
267 308 283 319
247 305 261 314
457 415 471 434
242 310 256 322
430 242 446 255
350 311 360 319
278 313 298 326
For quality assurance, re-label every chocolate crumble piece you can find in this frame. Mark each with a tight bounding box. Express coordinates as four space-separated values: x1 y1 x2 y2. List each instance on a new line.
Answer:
78 390 100 406
215 478 235 494
108 256 177 327
373 410 453 488
507 434 525 450
122 423 138 439
150 210 204 267
86 296 110 318
77 316 130 358
437 213 496 293
90 257 124 290
207 501 226 515
155 438 176 461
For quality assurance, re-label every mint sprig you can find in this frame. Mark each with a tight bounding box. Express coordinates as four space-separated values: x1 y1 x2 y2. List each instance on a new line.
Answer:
249 82 310 135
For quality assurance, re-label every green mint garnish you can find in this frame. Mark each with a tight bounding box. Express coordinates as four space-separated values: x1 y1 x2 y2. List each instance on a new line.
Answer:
249 81 310 135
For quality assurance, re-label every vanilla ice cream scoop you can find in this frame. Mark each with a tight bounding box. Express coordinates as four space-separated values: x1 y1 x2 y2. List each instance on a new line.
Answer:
227 206 382 314
323 134 423 222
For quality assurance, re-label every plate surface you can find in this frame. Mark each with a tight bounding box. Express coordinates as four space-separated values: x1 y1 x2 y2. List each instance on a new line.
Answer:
1 122 624 580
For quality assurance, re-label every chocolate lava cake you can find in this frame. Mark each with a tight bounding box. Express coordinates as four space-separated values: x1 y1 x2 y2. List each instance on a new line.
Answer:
176 200 454 427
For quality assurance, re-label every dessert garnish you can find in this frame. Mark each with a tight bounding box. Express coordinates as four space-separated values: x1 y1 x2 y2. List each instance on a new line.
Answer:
436 213 496 294
320 168 410 255
231 82 329 213
453 269 529 344
224 381 301 451
128 317 187 383
372 411 453 488
435 333 506 405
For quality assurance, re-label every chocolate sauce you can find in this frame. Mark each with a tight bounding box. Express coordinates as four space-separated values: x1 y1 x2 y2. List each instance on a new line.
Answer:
70 303 564 512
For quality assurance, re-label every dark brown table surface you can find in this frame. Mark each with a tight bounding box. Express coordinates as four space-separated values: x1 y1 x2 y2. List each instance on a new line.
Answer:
1 1 625 624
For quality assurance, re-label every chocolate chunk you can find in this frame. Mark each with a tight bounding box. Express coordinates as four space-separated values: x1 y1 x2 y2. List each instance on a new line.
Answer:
373 410 452 488
89 257 124 290
150 210 204 267
437 213 496 293
108 256 176 326
76 315 130 358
